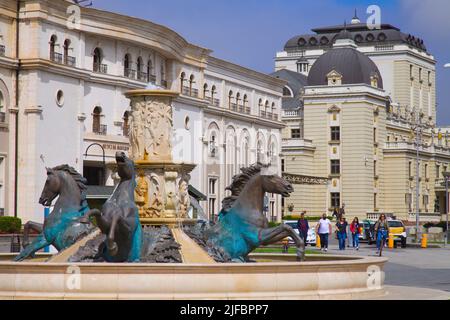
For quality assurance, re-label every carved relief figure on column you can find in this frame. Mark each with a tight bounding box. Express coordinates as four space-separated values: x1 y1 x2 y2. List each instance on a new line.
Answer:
147 176 163 218
135 173 149 218
129 99 146 160
178 178 190 217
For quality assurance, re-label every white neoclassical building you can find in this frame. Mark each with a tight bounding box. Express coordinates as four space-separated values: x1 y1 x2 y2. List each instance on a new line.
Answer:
0 0 285 224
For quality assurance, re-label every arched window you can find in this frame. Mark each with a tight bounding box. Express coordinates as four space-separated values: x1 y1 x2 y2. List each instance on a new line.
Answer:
63 39 73 66
243 94 249 114
92 106 103 134
257 140 263 163
235 93 241 111
189 74 195 96
271 102 276 120
49 35 59 63
137 57 144 81
123 111 130 137
283 86 293 97
203 83 209 100
161 62 167 88
228 90 234 109
93 48 104 73
124 54 133 78
211 85 217 106
147 59 154 83
180 72 186 94
0 91 5 123
258 99 263 116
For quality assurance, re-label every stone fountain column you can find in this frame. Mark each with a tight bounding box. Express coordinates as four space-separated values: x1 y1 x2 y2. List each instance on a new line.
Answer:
124 89 196 226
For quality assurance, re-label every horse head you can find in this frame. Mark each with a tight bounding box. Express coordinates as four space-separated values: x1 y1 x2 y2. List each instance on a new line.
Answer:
116 151 134 181
39 168 62 207
260 173 294 197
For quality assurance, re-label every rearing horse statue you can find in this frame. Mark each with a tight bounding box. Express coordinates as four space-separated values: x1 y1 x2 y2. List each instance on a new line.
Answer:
80 151 142 262
14 165 93 261
205 163 305 262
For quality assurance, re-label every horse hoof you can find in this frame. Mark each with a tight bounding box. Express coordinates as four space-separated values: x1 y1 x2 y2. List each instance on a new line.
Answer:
108 242 119 256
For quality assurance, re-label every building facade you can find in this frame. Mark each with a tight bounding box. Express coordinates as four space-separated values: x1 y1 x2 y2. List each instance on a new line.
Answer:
0 0 285 224
275 17 449 222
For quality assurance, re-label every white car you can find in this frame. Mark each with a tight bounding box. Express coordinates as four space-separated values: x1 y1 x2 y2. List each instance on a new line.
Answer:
283 221 317 246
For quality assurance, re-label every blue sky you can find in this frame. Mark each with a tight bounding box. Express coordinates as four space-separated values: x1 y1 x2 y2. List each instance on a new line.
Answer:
91 0 450 125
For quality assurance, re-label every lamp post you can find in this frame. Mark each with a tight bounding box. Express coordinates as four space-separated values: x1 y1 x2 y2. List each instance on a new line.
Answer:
410 107 428 243
444 172 450 247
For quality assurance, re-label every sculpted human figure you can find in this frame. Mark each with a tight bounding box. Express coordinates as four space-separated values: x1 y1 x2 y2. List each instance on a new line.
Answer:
129 107 145 160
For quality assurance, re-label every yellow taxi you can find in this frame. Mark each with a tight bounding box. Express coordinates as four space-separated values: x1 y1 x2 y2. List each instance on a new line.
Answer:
387 220 407 248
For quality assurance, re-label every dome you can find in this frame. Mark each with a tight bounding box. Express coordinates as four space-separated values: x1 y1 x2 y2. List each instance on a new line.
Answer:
307 47 383 89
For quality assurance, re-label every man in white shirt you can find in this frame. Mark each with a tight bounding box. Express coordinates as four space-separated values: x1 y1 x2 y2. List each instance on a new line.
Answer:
316 213 332 252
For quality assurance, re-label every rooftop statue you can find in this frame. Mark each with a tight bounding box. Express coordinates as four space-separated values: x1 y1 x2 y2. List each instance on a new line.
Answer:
80 152 142 262
14 165 94 261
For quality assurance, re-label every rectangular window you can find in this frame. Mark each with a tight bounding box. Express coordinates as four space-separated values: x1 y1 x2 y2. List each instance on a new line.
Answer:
425 164 428 179
373 128 377 143
436 164 440 179
410 65 413 78
374 160 377 177
374 193 377 210
331 193 340 208
405 193 412 212
208 198 216 221
331 160 340 175
281 159 285 172
208 178 217 195
291 129 301 139
330 126 340 141
409 161 412 177
423 195 429 212
419 68 422 82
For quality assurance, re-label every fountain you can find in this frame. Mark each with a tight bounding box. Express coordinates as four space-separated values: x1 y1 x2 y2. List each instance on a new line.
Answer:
0 85 388 299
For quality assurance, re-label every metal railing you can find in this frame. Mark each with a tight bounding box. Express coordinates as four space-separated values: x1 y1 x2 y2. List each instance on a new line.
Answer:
0 45 5 57
148 74 156 83
94 124 107 135
182 86 198 97
375 45 394 52
213 98 220 108
124 68 136 79
161 80 168 88
245 107 251 114
50 52 63 64
230 103 237 111
65 56 76 67
93 63 108 74
137 71 148 82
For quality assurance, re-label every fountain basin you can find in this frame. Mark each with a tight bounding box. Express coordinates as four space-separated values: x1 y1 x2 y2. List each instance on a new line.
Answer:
0 253 387 300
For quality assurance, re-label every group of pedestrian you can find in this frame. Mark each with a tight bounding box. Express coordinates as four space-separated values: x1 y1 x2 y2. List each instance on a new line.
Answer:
314 213 361 251
297 209 389 255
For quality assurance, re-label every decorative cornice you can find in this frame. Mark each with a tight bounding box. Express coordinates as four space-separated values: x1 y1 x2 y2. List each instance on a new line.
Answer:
24 106 43 114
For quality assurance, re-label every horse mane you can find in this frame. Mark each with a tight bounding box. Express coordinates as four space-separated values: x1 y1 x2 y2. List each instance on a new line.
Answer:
221 162 269 213
52 165 88 202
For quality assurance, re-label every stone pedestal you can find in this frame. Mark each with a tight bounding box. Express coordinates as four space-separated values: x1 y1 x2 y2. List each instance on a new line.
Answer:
124 89 197 226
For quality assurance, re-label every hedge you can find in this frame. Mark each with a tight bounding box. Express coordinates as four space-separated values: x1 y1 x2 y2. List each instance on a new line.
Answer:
283 215 324 221
423 221 448 232
0 217 22 234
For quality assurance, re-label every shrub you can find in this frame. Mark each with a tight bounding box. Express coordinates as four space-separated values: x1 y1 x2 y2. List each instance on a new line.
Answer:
283 215 323 221
0 217 22 234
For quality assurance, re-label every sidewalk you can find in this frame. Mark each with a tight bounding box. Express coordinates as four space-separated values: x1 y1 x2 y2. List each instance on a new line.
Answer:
374 286 450 300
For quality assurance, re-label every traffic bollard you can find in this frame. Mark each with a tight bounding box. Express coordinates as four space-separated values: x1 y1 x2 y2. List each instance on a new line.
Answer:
388 233 394 249
316 233 321 248
421 234 428 248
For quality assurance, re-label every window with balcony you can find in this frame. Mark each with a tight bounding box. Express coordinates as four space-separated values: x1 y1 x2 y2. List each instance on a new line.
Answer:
243 95 249 114
161 62 167 88
208 177 218 222
228 91 234 109
137 57 147 82
423 194 429 212
331 160 340 175
257 140 264 163
209 134 218 157
92 106 106 135
63 39 75 66
49 35 62 64
93 48 106 73
331 193 340 208
258 99 263 116
147 60 155 83
180 72 186 94
124 54 134 79
203 83 209 100
331 126 340 141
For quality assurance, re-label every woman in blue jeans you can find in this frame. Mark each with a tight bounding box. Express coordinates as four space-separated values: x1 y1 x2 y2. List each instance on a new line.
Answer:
374 214 389 255
336 217 348 250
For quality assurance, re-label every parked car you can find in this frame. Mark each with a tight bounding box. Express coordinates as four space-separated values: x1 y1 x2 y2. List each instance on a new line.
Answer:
359 220 376 244
283 221 317 246
387 220 407 248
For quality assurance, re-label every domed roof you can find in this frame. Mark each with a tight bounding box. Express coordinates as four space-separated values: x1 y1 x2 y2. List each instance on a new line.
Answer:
307 47 383 89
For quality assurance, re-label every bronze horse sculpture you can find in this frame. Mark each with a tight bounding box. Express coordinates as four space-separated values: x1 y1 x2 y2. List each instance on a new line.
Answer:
80 151 142 262
204 163 305 262
14 165 93 261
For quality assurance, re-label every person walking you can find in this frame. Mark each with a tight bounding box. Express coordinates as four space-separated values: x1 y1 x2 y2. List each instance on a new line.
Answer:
374 214 389 255
297 212 309 243
332 208 339 221
336 217 348 250
316 213 332 252
350 217 361 250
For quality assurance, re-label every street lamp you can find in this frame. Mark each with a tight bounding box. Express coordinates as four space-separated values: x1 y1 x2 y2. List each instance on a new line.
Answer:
444 172 450 247
410 107 430 243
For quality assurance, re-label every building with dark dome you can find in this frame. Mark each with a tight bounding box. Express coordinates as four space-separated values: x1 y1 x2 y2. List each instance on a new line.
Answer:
274 14 449 223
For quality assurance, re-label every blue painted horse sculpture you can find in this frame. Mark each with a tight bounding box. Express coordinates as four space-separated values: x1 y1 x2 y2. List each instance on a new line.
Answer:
80 151 142 262
14 165 93 261
204 163 305 262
